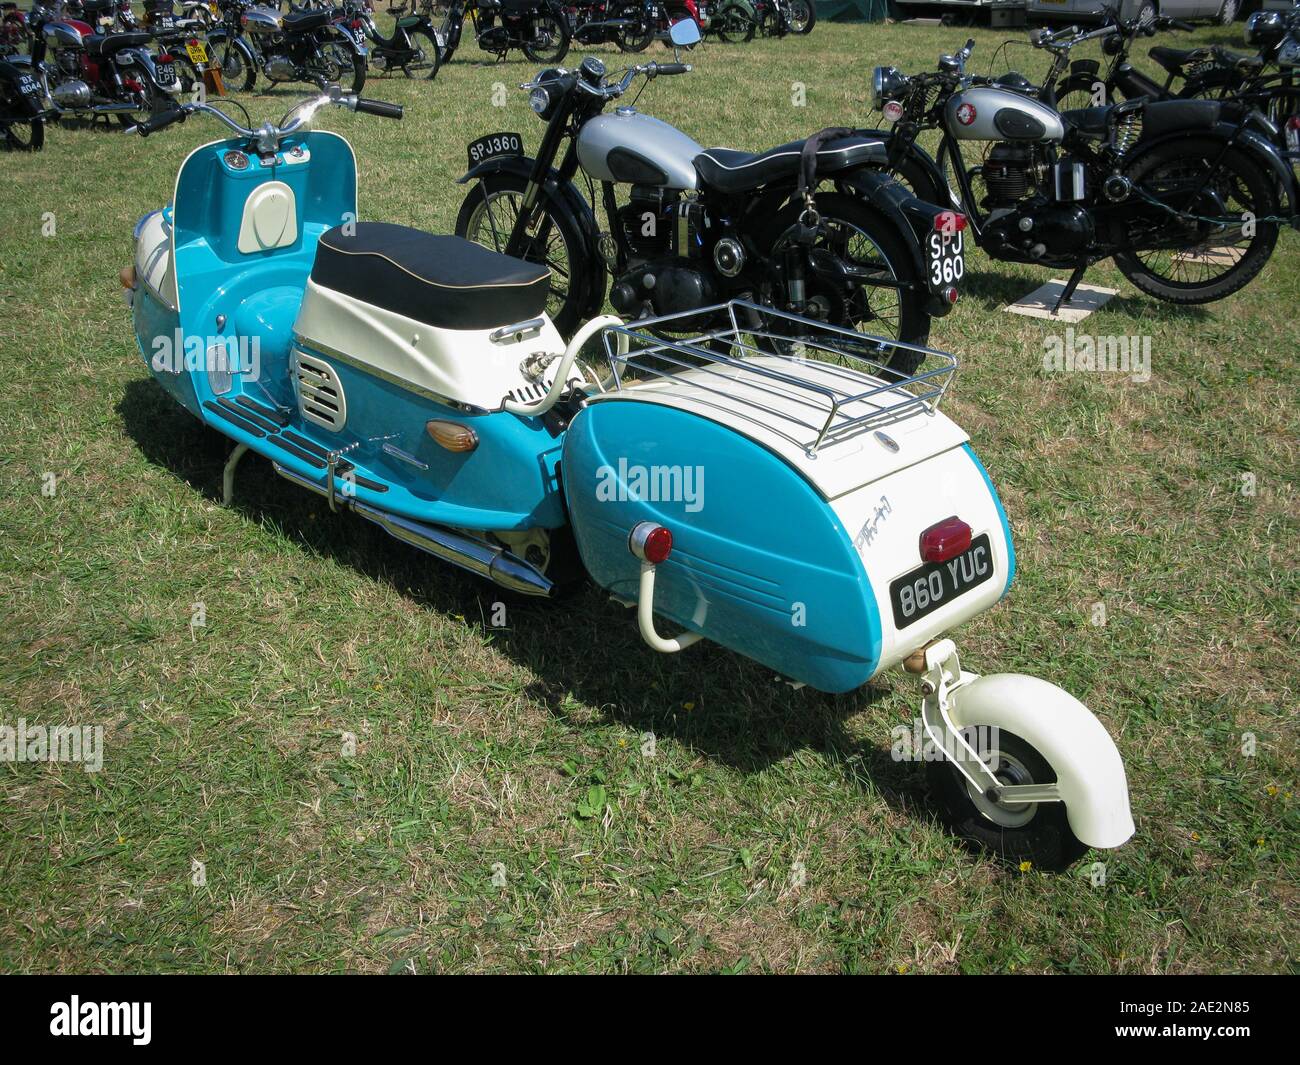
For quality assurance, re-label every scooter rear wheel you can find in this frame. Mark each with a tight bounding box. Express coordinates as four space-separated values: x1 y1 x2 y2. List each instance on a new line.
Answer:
926 729 1089 871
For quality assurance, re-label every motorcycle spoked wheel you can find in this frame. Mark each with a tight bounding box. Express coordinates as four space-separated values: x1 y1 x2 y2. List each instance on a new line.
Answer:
1 115 44 150
614 3 654 52
787 0 815 33
313 42 367 93
926 729 1089 872
1114 135 1279 304
1053 71 1111 113
401 28 441 77
213 40 257 92
523 13 569 63
714 7 756 44
455 173 592 337
757 192 931 372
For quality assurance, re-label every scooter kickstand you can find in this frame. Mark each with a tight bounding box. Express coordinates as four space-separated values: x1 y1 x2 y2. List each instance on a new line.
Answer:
222 443 250 506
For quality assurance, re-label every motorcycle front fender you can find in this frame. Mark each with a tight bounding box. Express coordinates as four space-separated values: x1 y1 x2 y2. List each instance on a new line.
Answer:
943 672 1136 850
329 21 367 56
457 153 605 321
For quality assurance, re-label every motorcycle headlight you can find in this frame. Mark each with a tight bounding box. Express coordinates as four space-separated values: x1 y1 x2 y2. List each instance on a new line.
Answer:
871 65 906 111
528 85 550 115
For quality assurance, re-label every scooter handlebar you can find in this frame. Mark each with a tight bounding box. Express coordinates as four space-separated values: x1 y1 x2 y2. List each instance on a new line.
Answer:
653 63 691 76
353 97 403 119
129 107 186 137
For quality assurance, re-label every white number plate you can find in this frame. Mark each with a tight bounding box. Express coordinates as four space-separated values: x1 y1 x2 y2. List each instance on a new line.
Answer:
927 229 964 288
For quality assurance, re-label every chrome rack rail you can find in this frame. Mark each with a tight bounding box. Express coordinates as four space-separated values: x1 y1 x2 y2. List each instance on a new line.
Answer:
599 300 958 456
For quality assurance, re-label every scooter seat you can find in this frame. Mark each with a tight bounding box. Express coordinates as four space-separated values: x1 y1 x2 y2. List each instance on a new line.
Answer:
84 31 154 57
693 136 886 195
282 10 331 32
310 222 552 331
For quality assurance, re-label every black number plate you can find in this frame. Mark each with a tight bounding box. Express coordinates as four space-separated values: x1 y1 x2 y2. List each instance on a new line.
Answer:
927 228 964 290
154 61 177 85
890 533 994 629
467 131 523 169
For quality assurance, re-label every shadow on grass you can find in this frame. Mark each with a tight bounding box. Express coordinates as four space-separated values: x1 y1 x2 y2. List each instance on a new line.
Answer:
117 377 927 817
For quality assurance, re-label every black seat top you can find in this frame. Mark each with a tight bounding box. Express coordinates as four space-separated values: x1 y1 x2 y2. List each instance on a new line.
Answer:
693 135 886 195
1141 99 1220 139
1062 99 1220 142
311 222 551 331
84 32 154 56
1148 45 1208 74
1060 106 1111 138
283 9 331 32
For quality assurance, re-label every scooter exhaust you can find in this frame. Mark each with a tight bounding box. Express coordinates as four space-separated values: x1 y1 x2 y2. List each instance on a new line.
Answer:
271 462 556 598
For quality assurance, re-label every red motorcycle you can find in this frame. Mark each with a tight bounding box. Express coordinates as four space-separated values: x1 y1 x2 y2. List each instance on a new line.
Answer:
14 1 183 126
613 0 699 53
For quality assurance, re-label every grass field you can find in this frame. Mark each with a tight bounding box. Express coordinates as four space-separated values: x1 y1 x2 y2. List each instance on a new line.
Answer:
0 14 1297 974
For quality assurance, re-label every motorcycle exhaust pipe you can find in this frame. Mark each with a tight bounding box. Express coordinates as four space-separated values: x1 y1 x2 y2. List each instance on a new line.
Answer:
271 462 556 598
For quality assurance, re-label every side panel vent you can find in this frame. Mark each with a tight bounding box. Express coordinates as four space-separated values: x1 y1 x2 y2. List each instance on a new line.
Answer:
294 350 347 432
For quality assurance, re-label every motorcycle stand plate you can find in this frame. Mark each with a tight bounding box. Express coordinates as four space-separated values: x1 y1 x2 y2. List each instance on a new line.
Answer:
1003 279 1117 323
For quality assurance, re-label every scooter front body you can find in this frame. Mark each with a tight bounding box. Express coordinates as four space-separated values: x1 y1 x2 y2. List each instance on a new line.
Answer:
129 129 571 575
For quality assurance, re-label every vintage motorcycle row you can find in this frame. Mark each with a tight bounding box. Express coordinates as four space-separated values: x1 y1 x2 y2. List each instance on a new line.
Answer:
119 20 1138 870
857 7 1300 309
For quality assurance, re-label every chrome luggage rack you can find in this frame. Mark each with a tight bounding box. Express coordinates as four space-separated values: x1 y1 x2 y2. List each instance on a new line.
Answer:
597 301 958 457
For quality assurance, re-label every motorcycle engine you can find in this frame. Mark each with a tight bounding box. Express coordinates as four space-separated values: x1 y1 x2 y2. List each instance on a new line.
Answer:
985 197 1094 259
982 142 1033 208
609 187 719 318
54 47 82 78
263 55 297 82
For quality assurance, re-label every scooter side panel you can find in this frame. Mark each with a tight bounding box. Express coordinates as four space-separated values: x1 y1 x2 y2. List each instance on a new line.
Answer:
563 400 883 693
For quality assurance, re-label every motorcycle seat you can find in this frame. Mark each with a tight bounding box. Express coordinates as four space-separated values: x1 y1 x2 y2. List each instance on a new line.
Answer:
1061 99 1220 142
283 10 332 32
1148 45 1210 74
1059 107 1111 139
84 31 154 56
310 222 552 332
693 136 886 195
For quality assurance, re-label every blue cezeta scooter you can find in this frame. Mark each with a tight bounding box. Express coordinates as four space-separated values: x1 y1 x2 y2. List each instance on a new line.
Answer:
122 89 1136 870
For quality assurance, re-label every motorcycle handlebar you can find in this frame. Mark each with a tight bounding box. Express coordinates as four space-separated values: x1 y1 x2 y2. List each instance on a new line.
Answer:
354 97 403 119
653 63 691 76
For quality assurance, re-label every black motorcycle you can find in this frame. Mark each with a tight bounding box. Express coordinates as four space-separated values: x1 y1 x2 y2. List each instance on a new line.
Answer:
454 20 961 364
0 56 45 149
207 0 367 93
437 0 569 64
338 0 440 78
864 38 1294 309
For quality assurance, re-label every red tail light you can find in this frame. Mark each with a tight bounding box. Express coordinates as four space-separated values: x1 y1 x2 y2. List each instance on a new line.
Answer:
934 210 967 234
941 285 959 305
629 522 673 564
1288 116 1300 131
920 517 972 563
157 52 173 62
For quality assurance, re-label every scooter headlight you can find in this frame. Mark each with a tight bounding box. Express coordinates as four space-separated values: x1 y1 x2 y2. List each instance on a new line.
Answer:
528 85 551 115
